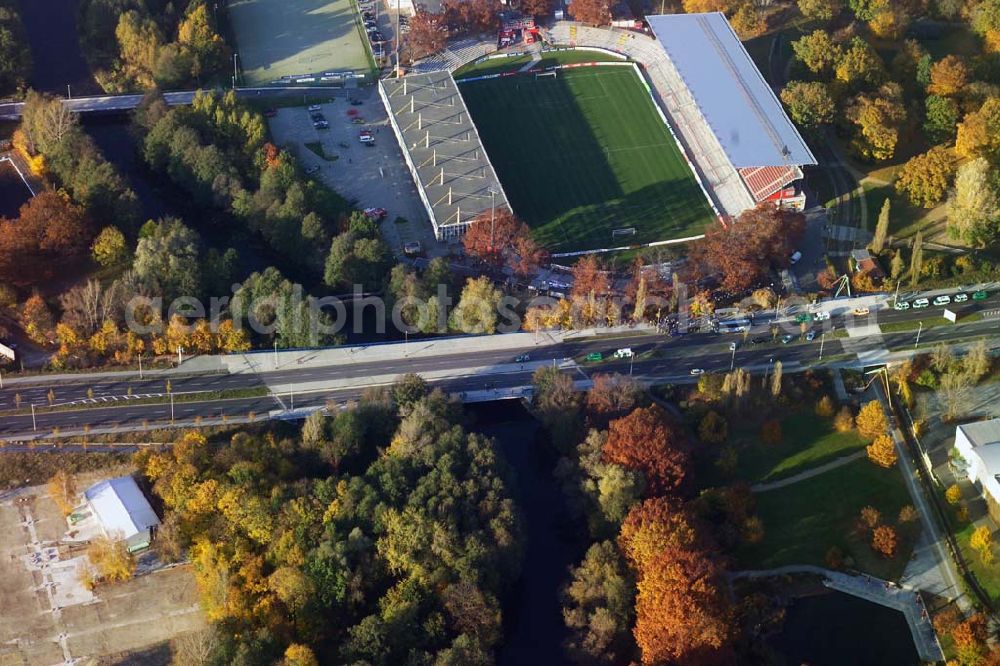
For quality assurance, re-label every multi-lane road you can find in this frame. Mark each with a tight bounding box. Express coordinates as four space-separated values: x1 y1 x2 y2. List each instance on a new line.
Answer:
0 293 997 441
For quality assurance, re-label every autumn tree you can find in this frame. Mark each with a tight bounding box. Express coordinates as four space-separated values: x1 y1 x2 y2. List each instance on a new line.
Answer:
924 95 960 144
894 146 956 208
682 0 731 11
797 0 843 21
761 419 783 445
868 4 910 40
91 225 128 268
909 232 923 287
282 644 319 666
519 0 553 18
856 400 888 440
780 81 836 131
462 208 545 277
449 276 503 334
698 411 728 444
571 0 612 25
792 30 843 74
834 405 855 432
867 433 898 467
48 470 77 515
571 254 611 300
947 158 1000 247
688 205 805 293
971 525 994 564
927 55 971 97
406 7 448 60
0 190 91 283
872 525 897 558
815 395 835 418
956 98 1000 161
87 535 136 583
835 37 885 88
533 366 584 451
21 292 54 344
869 198 891 254
846 84 906 161
603 405 689 496
587 373 644 428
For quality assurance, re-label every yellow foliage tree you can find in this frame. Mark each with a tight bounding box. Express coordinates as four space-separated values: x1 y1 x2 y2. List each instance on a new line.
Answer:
945 484 962 505
48 470 77 515
971 526 994 564
866 434 898 467
956 98 1000 160
856 400 888 440
283 644 319 666
86 535 136 583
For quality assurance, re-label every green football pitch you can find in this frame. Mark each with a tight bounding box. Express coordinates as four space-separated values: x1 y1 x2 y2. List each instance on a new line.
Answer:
459 66 716 253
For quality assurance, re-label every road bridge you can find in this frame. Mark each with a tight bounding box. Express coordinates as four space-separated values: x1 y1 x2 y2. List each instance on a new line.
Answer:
0 86 350 120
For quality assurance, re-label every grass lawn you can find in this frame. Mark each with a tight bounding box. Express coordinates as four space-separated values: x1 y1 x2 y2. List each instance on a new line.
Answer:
459 66 715 253
736 458 917 580
229 0 374 84
701 410 868 487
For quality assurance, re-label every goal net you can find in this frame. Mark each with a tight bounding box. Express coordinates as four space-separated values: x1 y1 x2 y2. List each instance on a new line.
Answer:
535 70 557 79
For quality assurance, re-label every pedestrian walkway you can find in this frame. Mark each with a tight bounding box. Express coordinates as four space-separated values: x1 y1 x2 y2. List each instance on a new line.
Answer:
732 565 943 662
750 450 865 492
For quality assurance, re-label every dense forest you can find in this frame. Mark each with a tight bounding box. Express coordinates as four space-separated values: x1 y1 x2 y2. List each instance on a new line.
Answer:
136 375 523 664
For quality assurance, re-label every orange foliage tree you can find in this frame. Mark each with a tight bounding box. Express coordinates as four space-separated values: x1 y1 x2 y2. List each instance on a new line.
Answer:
872 524 897 558
927 55 971 97
688 205 805 293
856 399 888 440
0 191 91 284
603 405 689 495
570 0 612 25
462 208 545 277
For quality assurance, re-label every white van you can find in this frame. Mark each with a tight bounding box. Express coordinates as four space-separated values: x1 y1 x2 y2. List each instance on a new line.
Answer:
614 348 634 359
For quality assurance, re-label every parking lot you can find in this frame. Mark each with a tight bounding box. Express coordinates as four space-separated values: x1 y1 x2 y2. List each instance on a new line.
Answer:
0 475 204 665
267 88 445 258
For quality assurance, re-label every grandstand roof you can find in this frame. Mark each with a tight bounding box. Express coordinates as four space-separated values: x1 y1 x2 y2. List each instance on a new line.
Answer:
646 13 817 169
380 71 510 238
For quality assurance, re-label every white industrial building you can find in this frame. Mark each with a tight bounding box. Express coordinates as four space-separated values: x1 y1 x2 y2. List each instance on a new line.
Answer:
83 476 161 553
953 419 1000 521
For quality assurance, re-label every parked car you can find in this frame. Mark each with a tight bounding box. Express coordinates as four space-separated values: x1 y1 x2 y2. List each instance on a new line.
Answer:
313 120 329 129
363 207 388 220
973 290 989 300
781 334 794 344
514 354 530 363
371 31 385 42
894 301 910 310
954 293 969 303
359 130 375 144
307 104 322 111
852 307 870 316
403 241 422 256
913 298 930 308
790 250 802 264
933 295 951 306
814 311 831 321
350 98 364 106
806 330 817 341
614 348 634 358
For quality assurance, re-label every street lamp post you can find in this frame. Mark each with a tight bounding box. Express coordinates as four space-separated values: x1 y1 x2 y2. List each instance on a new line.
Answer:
274 340 279 368
819 333 826 360
915 321 923 348
170 393 175 422
31 404 36 431
630 353 635 376
177 346 183 366
138 353 143 379
730 344 736 371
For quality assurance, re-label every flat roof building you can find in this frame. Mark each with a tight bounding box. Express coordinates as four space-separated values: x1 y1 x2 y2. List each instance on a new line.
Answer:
84 475 160 553
380 71 511 241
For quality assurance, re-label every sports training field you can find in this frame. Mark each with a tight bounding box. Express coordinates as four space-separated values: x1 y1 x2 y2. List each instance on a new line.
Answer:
459 66 715 253
229 0 374 85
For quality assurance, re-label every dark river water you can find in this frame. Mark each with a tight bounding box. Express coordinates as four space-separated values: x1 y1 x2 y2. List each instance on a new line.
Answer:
20 0 101 95
0 160 31 218
768 590 920 665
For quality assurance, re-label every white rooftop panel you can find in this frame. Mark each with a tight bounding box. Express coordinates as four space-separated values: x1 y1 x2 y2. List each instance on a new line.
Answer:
646 12 817 169
84 475 160 540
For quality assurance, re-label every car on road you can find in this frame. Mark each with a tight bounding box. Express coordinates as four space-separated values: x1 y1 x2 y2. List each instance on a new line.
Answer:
894 301 910 310
852 307 870 316
806 330 817 341
305 165 320 175
751 336 767 345
954 293 969 303
514 354 530 363
790 250 802 264
359 130 375 144
351 117 366 124
933 295 951 306
585 352 603 362
614 348 634 359
973 290 989 300
913 298 930 308
363 207 388 221
689 368 704 376
813 311 830 321
307 104 322 112
313 120 329 129
781 334 794 344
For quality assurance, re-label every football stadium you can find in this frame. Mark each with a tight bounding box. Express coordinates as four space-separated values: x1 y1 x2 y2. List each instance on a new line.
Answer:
381 12 817 256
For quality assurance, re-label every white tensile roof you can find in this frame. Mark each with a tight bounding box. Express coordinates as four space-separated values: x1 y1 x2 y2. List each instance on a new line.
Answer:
84 475 160 540
646 12 817 169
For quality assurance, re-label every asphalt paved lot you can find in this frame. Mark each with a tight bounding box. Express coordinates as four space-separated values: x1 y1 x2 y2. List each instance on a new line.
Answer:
266 90 443 257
